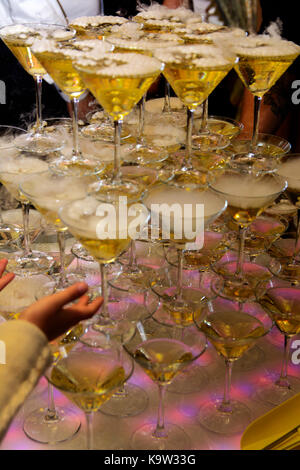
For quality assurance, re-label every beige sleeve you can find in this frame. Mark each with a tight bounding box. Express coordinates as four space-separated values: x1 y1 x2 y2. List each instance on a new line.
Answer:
0 320 52 441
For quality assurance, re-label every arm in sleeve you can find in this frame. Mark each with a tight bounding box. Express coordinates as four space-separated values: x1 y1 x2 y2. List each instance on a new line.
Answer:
0 320 52 442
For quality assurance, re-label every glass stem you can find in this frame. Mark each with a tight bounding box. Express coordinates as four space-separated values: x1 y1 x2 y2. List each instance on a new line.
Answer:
162 80 171 114
71 97 81 158
129 240 137 269
276 335 292 388
85 412 94 450
219 359 234 413
113 120 122 184
137 95 146 146
34 74 43 133
44 383 59 422
200 98 209 134
21 202 32 257
99 0 104 15
183 108 194 170
236 225 247 278
57 230 67 288
293 209 300 262
177 248 184 300
252 95 262 147
100 263 109 317
153 384 168 439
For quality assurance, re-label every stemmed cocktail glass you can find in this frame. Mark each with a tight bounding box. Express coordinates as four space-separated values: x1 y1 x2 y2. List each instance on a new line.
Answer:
32 38 112 175
194 297 273 434
47 342 134 450
0 23 75 154
258 283 300 405
74 51 163 199
154 44 236 186
125 317 207 449
59 194 149 342
210 169 287 301
233 35 300 154
20 171 96 288
0 155 55 274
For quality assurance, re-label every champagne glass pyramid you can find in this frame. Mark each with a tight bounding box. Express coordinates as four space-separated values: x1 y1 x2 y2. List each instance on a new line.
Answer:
74 52 163 199
154 44 236 186
233 34 300 153
32 38 112 176
0 23 75 154
210 170 287 301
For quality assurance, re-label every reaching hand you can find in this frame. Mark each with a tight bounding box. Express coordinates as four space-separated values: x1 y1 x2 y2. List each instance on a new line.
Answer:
0 259 15 292
19 282 103 341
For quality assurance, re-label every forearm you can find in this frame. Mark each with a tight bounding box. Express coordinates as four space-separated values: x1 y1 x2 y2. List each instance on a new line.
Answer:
0 321 51 441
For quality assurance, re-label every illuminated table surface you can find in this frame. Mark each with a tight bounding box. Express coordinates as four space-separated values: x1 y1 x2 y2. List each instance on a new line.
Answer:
1 325 299 451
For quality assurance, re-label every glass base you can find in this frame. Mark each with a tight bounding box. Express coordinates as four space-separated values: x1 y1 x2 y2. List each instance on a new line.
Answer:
122 144 169 165
14 131 63 154
167 363 210 394
88 178 144 202
110 266 153 292
229 152 278 174
80 318 135 347
168 166 210 190
192 132 229 152
71 242 95 262
6 250 54 275
48 155 104 177
51 272 87 290
81 121 131 142
23 406 81 444
130 422 191 450
99 383 149 418
197 399 252 435
256 375 300 406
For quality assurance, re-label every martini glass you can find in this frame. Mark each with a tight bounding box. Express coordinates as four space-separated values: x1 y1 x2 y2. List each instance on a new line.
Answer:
59 194 149 338
46 342 133 450
20 171 96 289
0 125 26 247
0 155 55 274
144 182 227 305
0 23 75 154
258 284 300 405
233 35 300 154
194 297 273 434
275 154 300 281
210 169 287 301
154 44 236 186
73 51 163 199
125 317 207 450
106 34 183 166
32 38 112 176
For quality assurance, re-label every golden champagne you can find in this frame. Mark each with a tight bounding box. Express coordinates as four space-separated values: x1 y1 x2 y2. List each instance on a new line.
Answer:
234 36 300 97
134 338 194 384
50 324 84 362
260 289 300 337
50 350 125 412
3 41 46 76
74 53 163 121
201 310 266 360
75 235 131 264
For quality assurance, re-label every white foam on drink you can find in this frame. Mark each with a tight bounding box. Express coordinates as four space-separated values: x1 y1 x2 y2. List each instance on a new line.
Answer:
135 5 199 22
277 159 300 191
212 175 284 209
110 22 143 37
233 35 300 57
76 52 163 77
70 15 128 27
155 44 233 68
32 38 112 57
0 157 47 175
108 35 181 51
0 24 33 37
